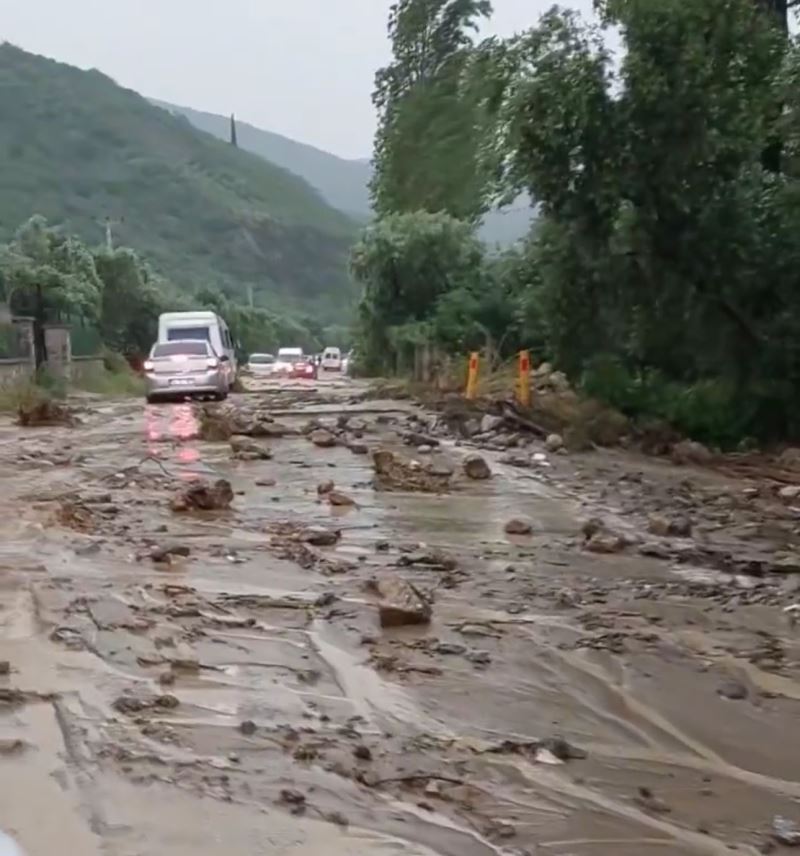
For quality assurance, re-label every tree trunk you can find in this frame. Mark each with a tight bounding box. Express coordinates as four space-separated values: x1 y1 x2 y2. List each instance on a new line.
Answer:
33 284 47 369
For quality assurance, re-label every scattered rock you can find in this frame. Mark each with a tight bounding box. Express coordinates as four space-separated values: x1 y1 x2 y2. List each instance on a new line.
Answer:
370 576 432 628
149 543 191 563
671 439 712 467
301 526 341 547
544 433 564 453
504 518 533 536
310 429 337 448
669 516 693 538
539 736 587 761
647 514 671 537
635 786 671 814
397 548 457 571
405 432 440 448
348 440 369 455
718 679 749 701
327 490 356 507
0 661 10 676
255 477 277 487
467 649 492 665
779 448 800 470
170 478 233 512
778 485 800 503
279 788 306 806
230 436 272 460
463 453 492 480
434 641 467 656
353 745 373 761
481 414 505 434
239 720 257 735
317 480 335 496
772 816 800 846
586 530 627 554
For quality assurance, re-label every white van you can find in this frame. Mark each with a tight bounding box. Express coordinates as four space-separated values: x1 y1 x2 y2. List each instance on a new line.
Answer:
157 311 237 387
321 347 342 371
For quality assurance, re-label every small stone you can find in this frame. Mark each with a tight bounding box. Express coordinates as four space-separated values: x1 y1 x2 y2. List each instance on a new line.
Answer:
463 453 492 480
434 641 467 656
586 531 626 554
327 490 355 507
669 516 693 538
348 441 369 455
279 788 306 806
647 515 671 537
230 436 272 460
149 543 191 563
504 518 533 536
301 526 341 547
170 478 233 512
467 649 492 664
778 485 800 502
540 736 587 761
353 744 373 761
718 680 748 701
317 480 335 495
544 433 563 453
310 429 337 448
0 661 10 676
155 694 180 709
239 720 257 735
255 478 277 487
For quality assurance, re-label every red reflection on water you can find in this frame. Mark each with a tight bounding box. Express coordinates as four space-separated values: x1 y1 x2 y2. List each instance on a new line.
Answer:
144 403 201 472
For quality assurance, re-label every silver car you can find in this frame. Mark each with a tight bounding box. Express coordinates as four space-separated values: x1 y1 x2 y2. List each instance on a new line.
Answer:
144 340 229 403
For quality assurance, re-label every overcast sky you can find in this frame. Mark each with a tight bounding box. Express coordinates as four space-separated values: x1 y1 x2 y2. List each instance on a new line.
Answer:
0 0 595 160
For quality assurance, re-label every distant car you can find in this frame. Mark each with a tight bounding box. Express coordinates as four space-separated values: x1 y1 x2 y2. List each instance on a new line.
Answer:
247 353 276 375
289 358 318 380
273 347 304 375
321 347 342 372
144 340 229 403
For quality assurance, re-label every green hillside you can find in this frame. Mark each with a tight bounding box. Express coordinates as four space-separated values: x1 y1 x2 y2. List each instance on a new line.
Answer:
159 100 535 246
0 44 358 317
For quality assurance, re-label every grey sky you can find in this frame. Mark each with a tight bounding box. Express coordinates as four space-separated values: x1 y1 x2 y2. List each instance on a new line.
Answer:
0 0 595 160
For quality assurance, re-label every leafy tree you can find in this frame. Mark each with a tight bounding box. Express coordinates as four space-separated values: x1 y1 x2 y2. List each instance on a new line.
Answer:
94 247 164 356
371 0 493 220
351 210 485 372
0 215 103 364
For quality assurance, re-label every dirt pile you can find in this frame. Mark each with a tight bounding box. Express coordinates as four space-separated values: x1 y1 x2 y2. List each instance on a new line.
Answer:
371 449 453 493
16 395 77 428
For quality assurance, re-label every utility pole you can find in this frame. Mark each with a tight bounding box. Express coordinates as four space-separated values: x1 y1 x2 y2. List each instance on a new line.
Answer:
230 114 238 147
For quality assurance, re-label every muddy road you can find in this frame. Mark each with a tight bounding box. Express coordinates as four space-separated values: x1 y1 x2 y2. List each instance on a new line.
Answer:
1 374 799 855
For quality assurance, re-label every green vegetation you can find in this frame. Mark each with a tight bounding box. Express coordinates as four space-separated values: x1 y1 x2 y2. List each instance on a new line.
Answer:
358 0 800 446
0 44 357 322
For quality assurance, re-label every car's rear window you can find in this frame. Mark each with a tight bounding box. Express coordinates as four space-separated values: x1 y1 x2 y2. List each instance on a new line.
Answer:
153 342 209 357
249 354 275 364
167 327 210 342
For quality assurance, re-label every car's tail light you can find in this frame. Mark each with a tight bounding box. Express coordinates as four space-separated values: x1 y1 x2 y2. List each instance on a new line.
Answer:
206 358 219 368
143 360 154 371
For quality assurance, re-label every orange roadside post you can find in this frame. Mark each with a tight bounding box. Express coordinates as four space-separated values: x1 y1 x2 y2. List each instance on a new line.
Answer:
517 350 531 407
465 351 479 400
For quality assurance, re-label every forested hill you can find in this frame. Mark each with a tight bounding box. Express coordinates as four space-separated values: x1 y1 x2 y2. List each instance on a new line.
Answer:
0 44 358 316
158 100 534 245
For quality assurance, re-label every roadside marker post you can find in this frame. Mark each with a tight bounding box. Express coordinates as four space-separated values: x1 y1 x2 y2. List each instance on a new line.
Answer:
517 350 531 408
465 351 479 400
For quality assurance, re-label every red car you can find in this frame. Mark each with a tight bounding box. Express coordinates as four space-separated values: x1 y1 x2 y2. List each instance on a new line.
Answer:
289 359 318 380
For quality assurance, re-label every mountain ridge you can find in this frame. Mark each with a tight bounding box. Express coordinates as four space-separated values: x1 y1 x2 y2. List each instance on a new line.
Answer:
156 100 534 245
0 44 357 319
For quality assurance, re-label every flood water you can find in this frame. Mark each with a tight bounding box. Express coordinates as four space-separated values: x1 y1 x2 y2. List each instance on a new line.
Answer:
0 376 798 855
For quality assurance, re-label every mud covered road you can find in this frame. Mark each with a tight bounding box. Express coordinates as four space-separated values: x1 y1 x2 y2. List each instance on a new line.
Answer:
1 375 800 855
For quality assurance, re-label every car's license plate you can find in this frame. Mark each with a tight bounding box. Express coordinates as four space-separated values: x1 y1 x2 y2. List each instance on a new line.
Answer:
168 378 193 386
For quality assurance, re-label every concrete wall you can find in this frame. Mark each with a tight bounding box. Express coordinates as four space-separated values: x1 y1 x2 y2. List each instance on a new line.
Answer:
68 355 105 384
0 359 33 389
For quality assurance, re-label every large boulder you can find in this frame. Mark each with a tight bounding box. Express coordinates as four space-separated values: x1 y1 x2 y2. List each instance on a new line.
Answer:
463 453 492 480
371 577 432 628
